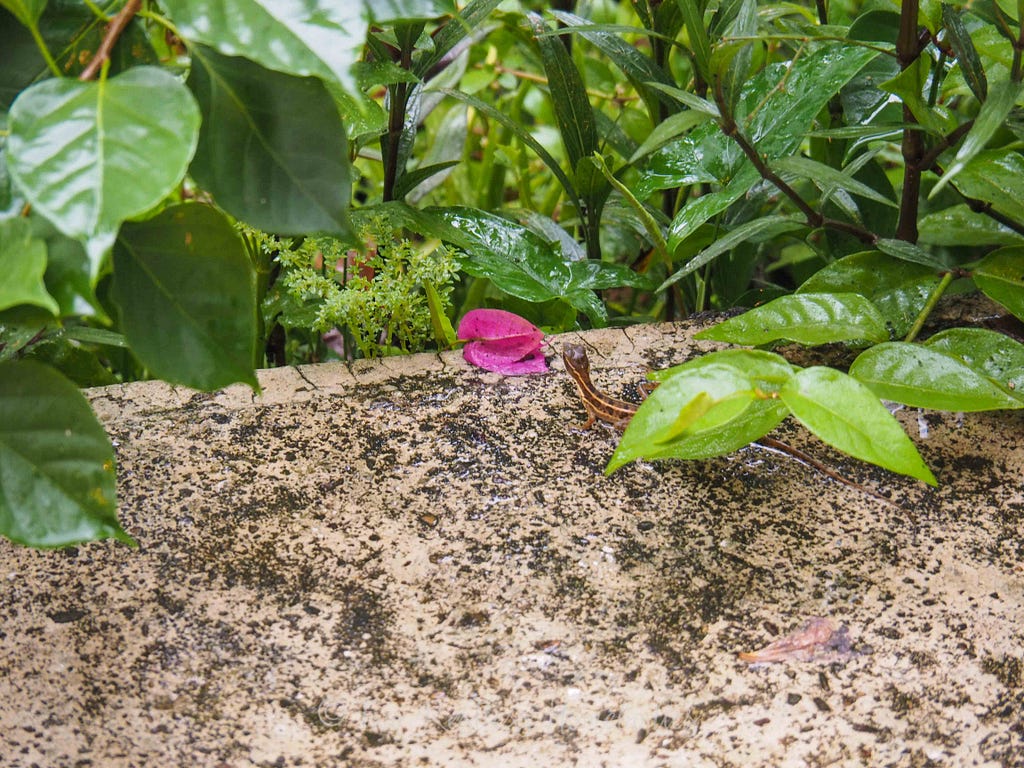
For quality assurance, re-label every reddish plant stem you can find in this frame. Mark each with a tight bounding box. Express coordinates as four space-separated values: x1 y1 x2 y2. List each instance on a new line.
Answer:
79 0 142 81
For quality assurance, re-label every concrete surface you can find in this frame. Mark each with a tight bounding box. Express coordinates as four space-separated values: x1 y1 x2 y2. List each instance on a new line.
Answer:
0 319 1022 767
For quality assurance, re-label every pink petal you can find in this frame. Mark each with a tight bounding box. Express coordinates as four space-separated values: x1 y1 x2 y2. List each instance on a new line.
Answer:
457 308 544 357
463 342 549 375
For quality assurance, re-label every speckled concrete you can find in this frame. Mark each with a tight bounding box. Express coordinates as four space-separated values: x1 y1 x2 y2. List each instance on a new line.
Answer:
1 319 1022 768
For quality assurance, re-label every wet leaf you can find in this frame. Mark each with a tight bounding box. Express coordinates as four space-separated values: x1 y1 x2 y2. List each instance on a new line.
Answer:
973 246 1024 321
161 0 366 94
0 217 58 315
849 342 1023 411
695 293 889 346
797 251 942 337
113 204 259 391
948 149 1024 223
5 67 200 277
0 360 134 547
780 366 937 485
925 328 1024 397
187 45 351 237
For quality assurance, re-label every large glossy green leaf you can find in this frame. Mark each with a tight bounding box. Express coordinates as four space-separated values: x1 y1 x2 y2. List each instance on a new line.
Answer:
925 327 1024 398
187 45 351 237
797 251 942 337
608 360 789 471
932 79 1023 197
0 360 133 547
161 0 366 94
365 0 455 21
696 293 890 345
5 67 200 276
428 207 651 325
780 366 937 485
112 204 258 391
949 149 1024 222
973 246 1024 320
529 12 596 172
0 217 58 315
849 342 1023 411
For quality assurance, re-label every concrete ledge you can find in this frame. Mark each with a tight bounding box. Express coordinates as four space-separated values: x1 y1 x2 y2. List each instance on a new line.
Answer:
2 321 1022 766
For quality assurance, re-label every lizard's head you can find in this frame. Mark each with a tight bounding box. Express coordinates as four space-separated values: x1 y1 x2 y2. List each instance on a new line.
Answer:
562 344 590 373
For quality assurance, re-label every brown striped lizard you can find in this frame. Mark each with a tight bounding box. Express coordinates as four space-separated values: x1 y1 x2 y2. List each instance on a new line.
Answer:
562 343 897 507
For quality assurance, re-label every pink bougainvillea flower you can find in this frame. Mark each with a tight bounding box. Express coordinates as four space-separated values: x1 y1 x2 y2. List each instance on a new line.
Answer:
457 308 549 375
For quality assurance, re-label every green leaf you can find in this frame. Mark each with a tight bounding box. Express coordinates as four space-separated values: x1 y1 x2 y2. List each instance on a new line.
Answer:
925 327 1024 397
949 149 1024 222
187 45 351 237
608 361 788 471
942 4 987 100
529 12 596 172
365 0 456 22
663 215 805 289
973 246 1024 320
550 10 678 118
771 156 898 208
849 342 1024 411
932 79 1023 197
0 360 134 547
664 169 759 246
112 204 258 391
797 251 942 337
876 238 946 269
161 0 366 94
424 279 457 347
677 0 711 83
918 204 1024 246
0 217 58 315
695 292 890 345
780 366 936 485
5 67 200 277
0 0 46 26
879 56 946 133
629 109 714 163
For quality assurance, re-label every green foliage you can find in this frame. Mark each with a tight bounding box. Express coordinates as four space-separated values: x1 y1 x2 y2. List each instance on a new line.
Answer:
4 0 1024 546
261 218 459 360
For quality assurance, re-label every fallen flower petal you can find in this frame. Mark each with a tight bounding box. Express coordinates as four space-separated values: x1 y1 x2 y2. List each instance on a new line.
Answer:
458 308 548 374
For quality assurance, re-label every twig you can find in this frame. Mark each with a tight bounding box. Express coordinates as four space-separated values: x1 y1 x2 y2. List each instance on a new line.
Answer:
79 0 142 81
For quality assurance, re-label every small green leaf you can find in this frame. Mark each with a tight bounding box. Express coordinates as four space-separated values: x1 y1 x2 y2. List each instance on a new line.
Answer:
849 342 1024 411
608 362 784 471
663 216 805 290
932 79 1023 197
5 67 200 278
918 204 1024 247
113 204 258 391
695 293 889 345
771 156 898 208
879 56 946 133
797 251 942 337
781 366 936 484
424 279 457 348
876 238 946 269
187 45 351 237
949 149 1024 223
973 246 1024 321
0 360 134 547
925 327 1024 397
0 217 58 315
942 4 987 100
677 0 712 83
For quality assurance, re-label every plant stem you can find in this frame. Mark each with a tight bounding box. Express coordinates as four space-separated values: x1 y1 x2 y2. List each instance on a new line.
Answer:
79 0 142 81
904 270 953 342
28 23 62 78
895 0 924 242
